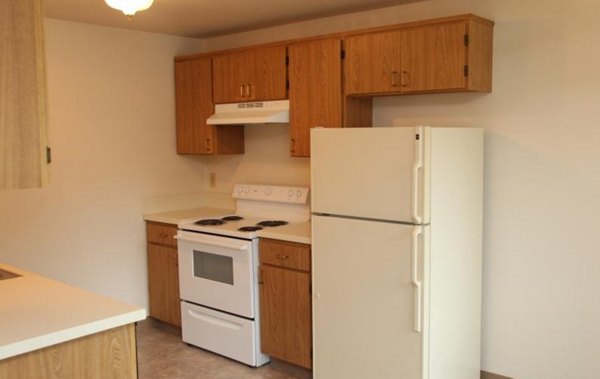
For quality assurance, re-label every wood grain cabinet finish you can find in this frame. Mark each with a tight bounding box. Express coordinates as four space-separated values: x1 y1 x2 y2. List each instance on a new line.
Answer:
212 45 287 104
146 222 181 327
0 0 48 190
259 239 312 369
174 57 244 155
288 38 343 157
0 324 137 379
344 15 493 96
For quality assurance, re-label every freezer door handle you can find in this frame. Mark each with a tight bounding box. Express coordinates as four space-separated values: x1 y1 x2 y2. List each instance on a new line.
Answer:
411 226 423 333
412 127 424 224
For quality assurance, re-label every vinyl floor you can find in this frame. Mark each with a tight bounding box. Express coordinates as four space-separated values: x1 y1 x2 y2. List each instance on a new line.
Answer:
136 318 311 379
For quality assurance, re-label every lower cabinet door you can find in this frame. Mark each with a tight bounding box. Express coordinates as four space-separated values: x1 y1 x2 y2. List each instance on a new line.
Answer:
259 265 312 368
147 243 181 326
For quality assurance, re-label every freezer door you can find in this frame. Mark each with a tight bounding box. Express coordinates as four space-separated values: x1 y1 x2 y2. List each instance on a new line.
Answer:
311 127 429 224
312 215 427 379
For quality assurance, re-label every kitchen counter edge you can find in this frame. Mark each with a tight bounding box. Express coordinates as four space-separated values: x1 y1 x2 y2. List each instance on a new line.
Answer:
0 264 146 361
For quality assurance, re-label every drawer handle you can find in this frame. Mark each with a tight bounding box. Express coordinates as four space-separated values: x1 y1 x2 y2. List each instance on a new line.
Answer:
187 309 243 331
276 254 289 260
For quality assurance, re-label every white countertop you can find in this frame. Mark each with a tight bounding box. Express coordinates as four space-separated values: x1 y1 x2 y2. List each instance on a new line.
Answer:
257 221 311 244
144 207 311 244
0 264 146 360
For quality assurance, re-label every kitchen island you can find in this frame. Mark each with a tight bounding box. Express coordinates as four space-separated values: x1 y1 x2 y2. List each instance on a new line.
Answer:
0 263 146 378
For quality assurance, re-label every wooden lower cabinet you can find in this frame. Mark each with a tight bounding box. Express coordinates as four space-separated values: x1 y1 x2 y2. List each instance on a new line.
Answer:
259 238 312 369
146 222 181 327
0 324 137 379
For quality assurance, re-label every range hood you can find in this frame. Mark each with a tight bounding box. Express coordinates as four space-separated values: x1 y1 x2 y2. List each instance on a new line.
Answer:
207 100 289 125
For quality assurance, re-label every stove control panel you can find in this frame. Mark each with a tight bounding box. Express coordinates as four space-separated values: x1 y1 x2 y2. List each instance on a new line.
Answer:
233 184 309 204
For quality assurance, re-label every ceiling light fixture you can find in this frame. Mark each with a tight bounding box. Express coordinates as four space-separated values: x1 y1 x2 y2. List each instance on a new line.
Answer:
104 0 154 18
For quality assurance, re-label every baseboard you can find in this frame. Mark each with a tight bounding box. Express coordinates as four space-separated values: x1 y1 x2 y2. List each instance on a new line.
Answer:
481 370 513 379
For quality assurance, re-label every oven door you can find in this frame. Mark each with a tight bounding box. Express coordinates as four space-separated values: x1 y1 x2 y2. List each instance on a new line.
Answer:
176 230 256 319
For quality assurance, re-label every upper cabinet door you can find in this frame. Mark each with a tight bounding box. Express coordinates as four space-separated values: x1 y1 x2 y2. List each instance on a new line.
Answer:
1 0 48 189
288 38 343 157
175 58 214 154
174 58 244 155
400 22 467 93
212 45 287 104
344 30 402 95
344 16 493 96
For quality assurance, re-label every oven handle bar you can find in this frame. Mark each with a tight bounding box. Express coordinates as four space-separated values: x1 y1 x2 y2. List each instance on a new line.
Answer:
175 234 249 251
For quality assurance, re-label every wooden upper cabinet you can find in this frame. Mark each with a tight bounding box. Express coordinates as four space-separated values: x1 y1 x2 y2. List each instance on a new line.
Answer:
344 30 402 95
1 0 48 190
400 21 468 92
174 58 244 155
344 15 493 96
288 38 343 157
212 45 288 103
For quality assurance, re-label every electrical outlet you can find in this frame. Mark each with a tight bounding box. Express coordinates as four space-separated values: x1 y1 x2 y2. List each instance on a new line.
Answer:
209 172 216 187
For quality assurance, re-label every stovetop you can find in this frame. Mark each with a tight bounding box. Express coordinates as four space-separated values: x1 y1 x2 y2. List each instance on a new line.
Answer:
178 184 310 240
179 214 291 239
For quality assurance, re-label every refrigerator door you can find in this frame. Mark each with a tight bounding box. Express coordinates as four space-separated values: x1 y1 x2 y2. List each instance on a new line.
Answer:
312 215 427 379
311 126 430 224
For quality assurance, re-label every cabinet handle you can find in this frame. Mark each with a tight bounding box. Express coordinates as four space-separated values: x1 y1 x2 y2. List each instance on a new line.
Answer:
240 85 244 98
205 138 211 152
391 71 400 87
290 138 296 153
276 254 289 260
401 71 409 88
248 83 253 99
258 267 264 284
240 84 250 99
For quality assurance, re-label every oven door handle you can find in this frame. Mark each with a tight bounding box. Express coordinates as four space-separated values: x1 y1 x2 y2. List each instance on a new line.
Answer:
175 234 249 251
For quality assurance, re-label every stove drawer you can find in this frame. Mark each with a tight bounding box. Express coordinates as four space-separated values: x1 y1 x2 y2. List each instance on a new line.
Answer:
259 238 310 272
181 301 266 366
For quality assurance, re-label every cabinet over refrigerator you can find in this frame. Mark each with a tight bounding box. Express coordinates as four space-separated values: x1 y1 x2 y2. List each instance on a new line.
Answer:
310 126 483 379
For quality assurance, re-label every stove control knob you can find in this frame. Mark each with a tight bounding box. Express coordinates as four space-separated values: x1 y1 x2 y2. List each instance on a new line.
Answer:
296 190 303 198
288 189 294 198
244 186 251 194
264 188 271 196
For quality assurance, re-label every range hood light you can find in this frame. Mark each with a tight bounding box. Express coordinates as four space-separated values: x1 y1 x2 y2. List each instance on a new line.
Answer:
207 100 290 125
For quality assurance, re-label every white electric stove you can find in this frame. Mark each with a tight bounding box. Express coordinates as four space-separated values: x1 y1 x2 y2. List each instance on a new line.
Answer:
176 184 310 367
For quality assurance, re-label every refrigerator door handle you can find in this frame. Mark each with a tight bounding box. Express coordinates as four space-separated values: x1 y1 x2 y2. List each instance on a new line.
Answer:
411 226 423 333
412 128 423 224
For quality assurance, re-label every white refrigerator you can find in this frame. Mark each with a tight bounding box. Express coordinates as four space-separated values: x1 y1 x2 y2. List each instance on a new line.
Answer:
310 126 483 379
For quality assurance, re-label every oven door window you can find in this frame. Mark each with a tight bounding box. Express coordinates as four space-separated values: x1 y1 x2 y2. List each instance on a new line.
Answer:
193 250 234 285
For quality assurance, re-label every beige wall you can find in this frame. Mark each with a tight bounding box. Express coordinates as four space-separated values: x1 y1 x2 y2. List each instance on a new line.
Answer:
1 1 599 378
0 20 206 306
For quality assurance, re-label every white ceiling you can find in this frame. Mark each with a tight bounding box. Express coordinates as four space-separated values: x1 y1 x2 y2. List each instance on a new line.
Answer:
44 0 422 38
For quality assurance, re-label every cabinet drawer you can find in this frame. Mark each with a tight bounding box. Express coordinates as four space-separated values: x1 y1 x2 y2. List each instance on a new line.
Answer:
146 222 178 247
259 239 310 272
